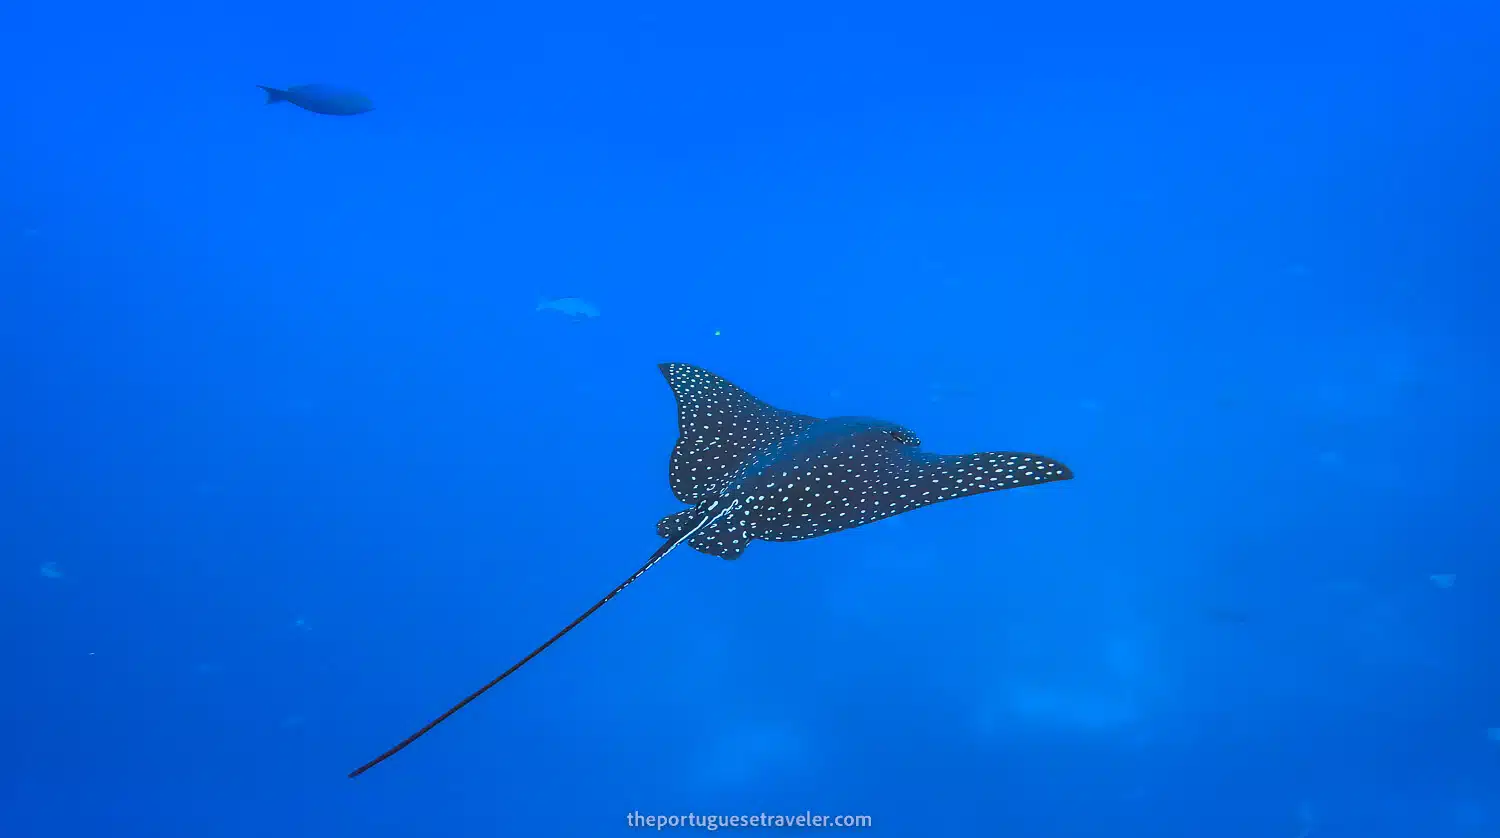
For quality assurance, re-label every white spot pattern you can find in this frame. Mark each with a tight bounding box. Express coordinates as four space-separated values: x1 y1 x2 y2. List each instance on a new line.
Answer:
659 363 820 504
657 364 1074 560
737 441 1072 542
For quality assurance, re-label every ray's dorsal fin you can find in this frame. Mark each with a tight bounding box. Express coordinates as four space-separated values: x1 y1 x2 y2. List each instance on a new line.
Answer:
659 363 821 504
657 507 749 560
656 508 699 540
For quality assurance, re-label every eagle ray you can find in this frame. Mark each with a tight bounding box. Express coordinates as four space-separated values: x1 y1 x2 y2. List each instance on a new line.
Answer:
347 362 1072 778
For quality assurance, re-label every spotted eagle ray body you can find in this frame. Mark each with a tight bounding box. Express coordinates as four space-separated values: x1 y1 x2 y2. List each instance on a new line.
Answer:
348 362 1072 778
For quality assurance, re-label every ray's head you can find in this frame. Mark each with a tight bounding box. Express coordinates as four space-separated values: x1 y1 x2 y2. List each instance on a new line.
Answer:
827 416 922 448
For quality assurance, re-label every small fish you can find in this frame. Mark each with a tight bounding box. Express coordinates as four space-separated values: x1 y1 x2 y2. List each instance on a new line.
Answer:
256 84 374 116
535 296 600 319
1430 573 1457 589
347 363 1073 777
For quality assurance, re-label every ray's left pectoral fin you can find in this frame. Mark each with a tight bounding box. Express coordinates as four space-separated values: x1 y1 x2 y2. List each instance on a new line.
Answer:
909 450 1074 499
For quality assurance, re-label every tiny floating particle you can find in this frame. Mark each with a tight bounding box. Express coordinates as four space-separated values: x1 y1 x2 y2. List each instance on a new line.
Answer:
1429 573 1457 589
39 561 63 579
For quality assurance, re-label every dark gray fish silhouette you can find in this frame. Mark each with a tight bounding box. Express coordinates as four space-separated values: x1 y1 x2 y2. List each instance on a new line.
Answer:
348 362 1073 778
256 83 374 116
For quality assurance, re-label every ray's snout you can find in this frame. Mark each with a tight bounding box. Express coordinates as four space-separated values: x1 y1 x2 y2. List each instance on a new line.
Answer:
887 428 921 446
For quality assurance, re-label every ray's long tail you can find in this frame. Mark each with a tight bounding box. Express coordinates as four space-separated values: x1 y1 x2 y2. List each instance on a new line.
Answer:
346 503 731 778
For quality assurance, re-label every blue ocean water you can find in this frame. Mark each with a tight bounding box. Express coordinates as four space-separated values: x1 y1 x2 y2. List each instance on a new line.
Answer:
2 0 1496 835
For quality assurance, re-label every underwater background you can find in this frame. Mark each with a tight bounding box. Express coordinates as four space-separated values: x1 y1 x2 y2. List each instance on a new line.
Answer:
2 0 1497 835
